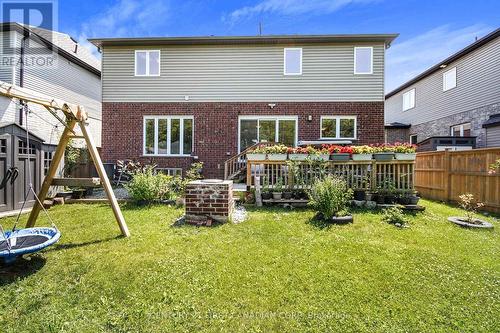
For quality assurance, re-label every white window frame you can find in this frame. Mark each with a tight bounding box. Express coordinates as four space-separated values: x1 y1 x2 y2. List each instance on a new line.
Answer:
354 46 373 75
450 122 471 137
143 115 193 156
409 134 418 145
238 116 298 153
320 116 357 140
156 168 183 177
443 66 457 91
402 88 415 111
283 48 303 76
135 50 161 77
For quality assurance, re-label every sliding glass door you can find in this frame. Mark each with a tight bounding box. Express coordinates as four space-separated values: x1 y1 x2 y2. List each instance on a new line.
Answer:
238 116 298 152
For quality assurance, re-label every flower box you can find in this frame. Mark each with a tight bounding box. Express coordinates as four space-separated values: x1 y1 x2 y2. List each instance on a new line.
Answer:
373 152 394 161
246 153 266 161
267 153 288 161
288 154 308 161
395 153 416 161
331 153 350 161
352 153 372 161
309 154 330 161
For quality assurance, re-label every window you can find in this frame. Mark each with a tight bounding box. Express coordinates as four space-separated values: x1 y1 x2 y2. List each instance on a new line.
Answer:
135 50 160 76
157 168 182 177
450 122 471 137
44 151 54 175
443 67 457 91
143 116 193 156
409 134 418 145
320 116 357 139
239 116 297 152
284 48 302 75
402 89 415 111
354 47 373 74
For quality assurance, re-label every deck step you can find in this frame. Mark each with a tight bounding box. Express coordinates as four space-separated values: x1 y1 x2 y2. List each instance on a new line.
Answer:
51 177 101 187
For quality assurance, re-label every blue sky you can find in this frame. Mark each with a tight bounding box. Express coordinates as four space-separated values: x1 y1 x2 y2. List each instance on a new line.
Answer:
56 0 499 92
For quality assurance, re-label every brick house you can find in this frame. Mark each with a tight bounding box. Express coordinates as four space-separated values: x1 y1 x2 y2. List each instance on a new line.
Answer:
90 34 398 178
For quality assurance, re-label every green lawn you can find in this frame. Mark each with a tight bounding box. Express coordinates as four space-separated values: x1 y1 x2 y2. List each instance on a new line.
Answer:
0 200 499 332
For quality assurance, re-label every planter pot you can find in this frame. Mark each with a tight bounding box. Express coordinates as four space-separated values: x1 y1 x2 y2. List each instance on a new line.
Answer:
331 153 350 162
398 196 411 205
293 190 307 199
352 154 372 161
71 189 85 199
331 215 353 224
56 191 73 200
289 154 308 161
408 196 420 205
373 152 395 161
376 194 385 204
353 190 366 201
282 191 293 200
447 217 493 229
261 192 272 200
247 153 266 161
384 195 396 204
365 193 374 201
272 192 282 200
395 153 416 161
313 154 330 161
267 153 288 161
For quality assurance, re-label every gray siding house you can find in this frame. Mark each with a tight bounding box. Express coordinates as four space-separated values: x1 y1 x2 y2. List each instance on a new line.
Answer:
385 28 500 149
0 23 101 212
90 34 397 177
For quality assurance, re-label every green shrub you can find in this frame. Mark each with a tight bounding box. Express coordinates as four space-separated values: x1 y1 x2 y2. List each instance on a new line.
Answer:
382 207 408 227
308 175 353 219
125 166 175 202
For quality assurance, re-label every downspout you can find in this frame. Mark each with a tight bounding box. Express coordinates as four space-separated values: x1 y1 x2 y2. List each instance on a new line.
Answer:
18 29 29 126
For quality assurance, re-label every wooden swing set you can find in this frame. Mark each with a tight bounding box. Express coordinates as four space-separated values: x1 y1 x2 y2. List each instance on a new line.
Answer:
0 80 130 237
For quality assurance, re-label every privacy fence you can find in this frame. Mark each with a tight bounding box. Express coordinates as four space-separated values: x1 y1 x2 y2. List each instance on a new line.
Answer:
414 148 500 213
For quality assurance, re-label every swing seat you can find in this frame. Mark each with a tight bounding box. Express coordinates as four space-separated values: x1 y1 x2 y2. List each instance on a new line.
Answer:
0 227 60 264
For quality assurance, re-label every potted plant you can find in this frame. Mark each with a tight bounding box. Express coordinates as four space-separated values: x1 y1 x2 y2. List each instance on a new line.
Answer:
448 193 493 229
393 142 417 161
272 178 284 200
353 189 366 201
266 144 288 161
327 145 352 161
397 190 412 205
372 144 395 161
352 145 373 161
408 191 420 205
247 144 267 161
307 146 330 161
261 176 272 200
288 147 309 161
283 186 293 200
308 175 354 224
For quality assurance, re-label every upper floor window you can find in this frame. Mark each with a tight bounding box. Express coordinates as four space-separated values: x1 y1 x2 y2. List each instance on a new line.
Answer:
135 50 160 76
443 67 457 91
450 122 471 137
354 47 373 74
409 134 418 145
284 48 302 75
144 116 193 156
402 89 415 111
320 116 357 139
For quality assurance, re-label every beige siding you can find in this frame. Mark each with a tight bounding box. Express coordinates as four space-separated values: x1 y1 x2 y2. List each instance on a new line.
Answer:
102 43 385 102
385 37 500 125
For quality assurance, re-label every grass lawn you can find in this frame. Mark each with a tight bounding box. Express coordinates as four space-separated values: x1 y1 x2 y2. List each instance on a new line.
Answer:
0 200 499 332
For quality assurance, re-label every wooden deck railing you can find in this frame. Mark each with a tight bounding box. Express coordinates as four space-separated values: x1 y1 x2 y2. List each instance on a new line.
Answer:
223 142 274 180
246 159 415 192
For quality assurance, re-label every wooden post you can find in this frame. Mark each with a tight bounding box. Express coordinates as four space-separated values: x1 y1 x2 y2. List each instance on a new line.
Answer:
26 119 76 227
78 118 130 237
370 160 377 192
254 176 262 207
246 161 253 187
443 150 451 201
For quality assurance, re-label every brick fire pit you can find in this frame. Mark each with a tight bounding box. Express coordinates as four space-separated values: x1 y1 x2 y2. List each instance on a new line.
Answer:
184 179 234 226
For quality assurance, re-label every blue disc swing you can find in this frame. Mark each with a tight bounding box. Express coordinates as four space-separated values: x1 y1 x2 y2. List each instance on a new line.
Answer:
0 104 60 264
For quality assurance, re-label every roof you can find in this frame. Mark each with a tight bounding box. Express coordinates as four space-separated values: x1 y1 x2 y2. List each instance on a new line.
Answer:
482 114 500 128
89 33 399 48
385 122 411 129
0 22 100 76
386 27 500 99
0 122 45 142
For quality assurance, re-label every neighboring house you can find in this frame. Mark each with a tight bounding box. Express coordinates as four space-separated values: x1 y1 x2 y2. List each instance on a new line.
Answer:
90 33 397 178
0 22 101 212
385 28 500 150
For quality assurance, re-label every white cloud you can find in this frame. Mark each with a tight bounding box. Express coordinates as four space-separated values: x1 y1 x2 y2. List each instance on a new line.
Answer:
77 0 169 57
225 0 378 23
386 24 492 93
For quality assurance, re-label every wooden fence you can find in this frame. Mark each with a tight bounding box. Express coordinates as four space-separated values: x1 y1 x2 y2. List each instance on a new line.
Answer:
246 160 415 192
415 148 500 213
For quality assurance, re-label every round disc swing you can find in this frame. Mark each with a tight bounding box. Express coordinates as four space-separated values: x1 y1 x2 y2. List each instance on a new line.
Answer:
0 106 60 264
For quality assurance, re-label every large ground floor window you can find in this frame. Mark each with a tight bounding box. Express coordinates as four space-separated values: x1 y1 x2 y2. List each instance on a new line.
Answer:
320 116 357 140
239 116 298 152
143 116 193 156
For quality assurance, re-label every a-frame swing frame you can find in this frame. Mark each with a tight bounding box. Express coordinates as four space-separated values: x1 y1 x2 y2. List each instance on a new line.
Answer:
0 81 130 237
